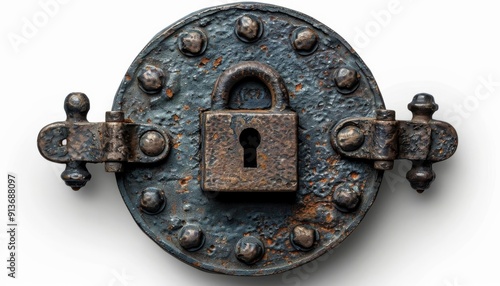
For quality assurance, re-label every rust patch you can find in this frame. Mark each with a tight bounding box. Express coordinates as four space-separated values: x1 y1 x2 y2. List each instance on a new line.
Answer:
295 83 302 92
350 172 359 180
176 189 189 194
172 114 180 121
198 57 210 67
326 156 337 165
325 212 334 223
166 88 174 98
183 105 190 111
179 176 193 187
260 45 268 52
213 56 223 69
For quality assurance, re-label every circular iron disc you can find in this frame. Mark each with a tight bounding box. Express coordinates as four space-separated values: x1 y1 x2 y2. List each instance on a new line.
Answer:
113 2 384 276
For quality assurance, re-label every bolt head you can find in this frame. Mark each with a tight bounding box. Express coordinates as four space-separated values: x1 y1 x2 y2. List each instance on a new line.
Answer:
140 187 166 214
235 15 262 42
178 30 207 56
291 225 318 251
140 131 166 157
235 236 264 265
138 65 165 94
334 67 360 93
291 27 318 54
333 185 361 212
178 225 205 251
336 125 364 151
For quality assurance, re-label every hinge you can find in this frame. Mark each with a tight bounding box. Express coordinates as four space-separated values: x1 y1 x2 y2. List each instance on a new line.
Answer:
330 93 458 193
37 92 171 190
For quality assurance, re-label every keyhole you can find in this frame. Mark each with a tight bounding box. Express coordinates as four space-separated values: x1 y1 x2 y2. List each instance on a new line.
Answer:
239 128 261 168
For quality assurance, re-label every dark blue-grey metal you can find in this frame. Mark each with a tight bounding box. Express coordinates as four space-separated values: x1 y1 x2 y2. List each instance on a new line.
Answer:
37 1 458 277
113 2 384 276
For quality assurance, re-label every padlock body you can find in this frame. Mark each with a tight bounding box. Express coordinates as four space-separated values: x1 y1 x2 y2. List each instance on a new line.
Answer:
201 110 298 192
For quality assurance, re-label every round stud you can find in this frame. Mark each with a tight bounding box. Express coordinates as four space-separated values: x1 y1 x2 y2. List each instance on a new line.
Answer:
139 131 166 157
235 15 263 42
334 67 360 94
333 185 361 212
336 125 364 151
178 225 205 251
140 187 166 215
290 225 318 251
291 27 318 55
178 30 207 56
138 65 165 94
235 236 264 265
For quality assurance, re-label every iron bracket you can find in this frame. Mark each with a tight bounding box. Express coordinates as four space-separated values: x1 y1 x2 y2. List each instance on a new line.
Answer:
37 92 171 190
331 93 458 193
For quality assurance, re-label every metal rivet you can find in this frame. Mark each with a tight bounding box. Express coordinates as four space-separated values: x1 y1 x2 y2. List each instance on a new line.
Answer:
235 236 264 265
178 225 205 251
333 185 361 212
336 125 364 151
291 27 318 55
140 187 166 214
334 67 360 93
290 225 318 251
178 30 207 56
139 131 166 157
235 15 263 42
137 65 165 94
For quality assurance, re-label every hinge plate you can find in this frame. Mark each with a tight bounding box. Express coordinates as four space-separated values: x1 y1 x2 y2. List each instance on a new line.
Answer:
38 93 170 189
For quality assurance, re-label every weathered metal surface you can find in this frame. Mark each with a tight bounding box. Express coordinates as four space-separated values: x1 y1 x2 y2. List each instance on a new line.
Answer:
37 92 171 189
111 2 385 276
202 61 298 192
36 2 459 277
331 93 458 192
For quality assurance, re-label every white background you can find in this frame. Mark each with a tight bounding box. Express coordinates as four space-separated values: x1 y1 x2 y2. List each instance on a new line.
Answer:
1 0 499 285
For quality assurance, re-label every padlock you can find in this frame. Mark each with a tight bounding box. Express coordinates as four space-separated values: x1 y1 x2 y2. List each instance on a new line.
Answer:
201 61 298 192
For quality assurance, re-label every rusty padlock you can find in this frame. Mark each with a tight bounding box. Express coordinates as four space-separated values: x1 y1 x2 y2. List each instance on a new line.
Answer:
201 61 298 192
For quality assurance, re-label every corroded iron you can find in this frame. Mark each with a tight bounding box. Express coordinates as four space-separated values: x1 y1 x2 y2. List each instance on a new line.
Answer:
37 92 170 190
330 93 458 193
201 61 298 192
37 2 458 276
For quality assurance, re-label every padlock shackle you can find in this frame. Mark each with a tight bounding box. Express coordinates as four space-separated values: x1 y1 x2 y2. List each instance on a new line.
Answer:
211 61 290 111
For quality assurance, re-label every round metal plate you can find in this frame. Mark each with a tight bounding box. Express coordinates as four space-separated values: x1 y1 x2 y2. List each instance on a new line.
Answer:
113 3 384 276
